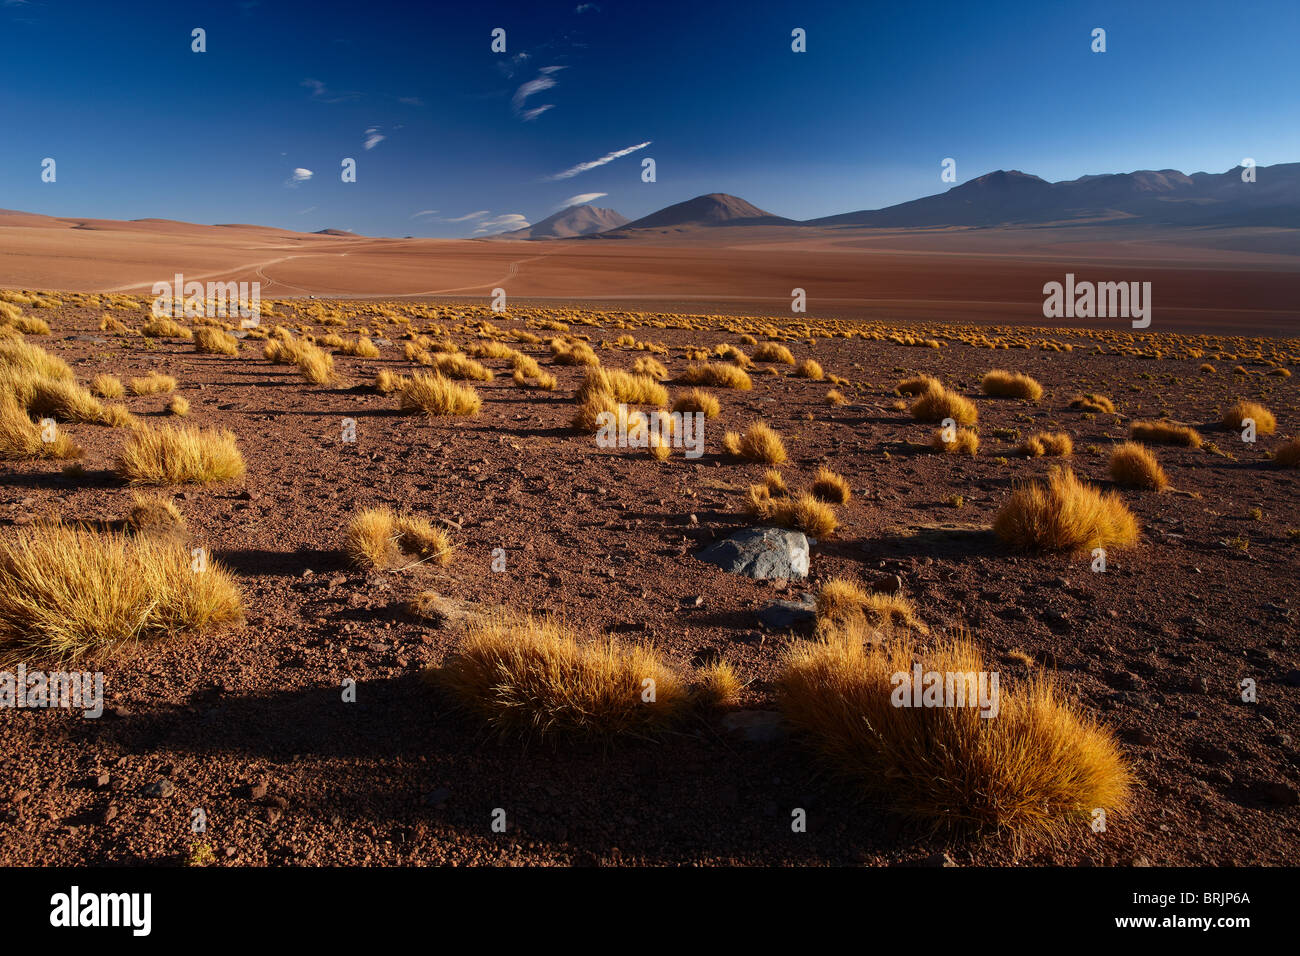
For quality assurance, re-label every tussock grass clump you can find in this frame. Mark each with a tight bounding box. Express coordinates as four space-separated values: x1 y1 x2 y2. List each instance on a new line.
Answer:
896 374 941 396
1222 400 1276 435
981 369 1043 401
825 388 847 406
115 424 246 484
399 372 482 417
723 421 787 464
433 353 493 382
572 389 622 433
793 359 824 380
128 373 178 396
432 612 690 741
140 317 193 339
671 388 721 419
373 369 410 394
90 374 125 399
550 339 600 367
20 378 111 425
695 659 742 708
810 467 852 504
0 521 242 664
1070 393 1115 414
747 487 838 537
631 356 669 380
932 427 980 456
681 362 753 390
1273 437 1300 468
167 395 190 416
0 338 74 382
1129 419 1202 448
345 507 453 570
778 624 1130 841
126 492 185 537
576 368 667 406
0 394 81 460
994 467 1138 552
761 469 788 496
1109 442 1169 491
1019 431 1073 457
910 383 978 426
194 327 240 356
814 577 921 631
752 342 795 365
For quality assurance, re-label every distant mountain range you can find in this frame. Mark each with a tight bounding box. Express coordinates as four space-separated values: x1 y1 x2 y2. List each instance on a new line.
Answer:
495 162 1300 239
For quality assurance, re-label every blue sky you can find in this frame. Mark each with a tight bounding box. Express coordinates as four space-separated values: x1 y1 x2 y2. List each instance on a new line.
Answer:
1 0 1296 237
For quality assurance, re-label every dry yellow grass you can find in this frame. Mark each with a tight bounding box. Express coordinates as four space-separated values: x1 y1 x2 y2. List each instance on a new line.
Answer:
671 388 722 419
432 611 691 741
432 353 493 382
194 327 240 356
778 624 1130 842
681 362 753 390
723 421 787 464
793 358 824 380
126 492 185 537
994 467 1139 552
0 393 81 460
0 521 242 664
166 395 190 416
1069 393 1115 414
932 426 980 456
810 467 851 504
115 424 246 484
399 372 482 417
761 469 788 496
90 374 125 399
896 374 941 396
1222 400 1276 435
140 317 193 339
1019 431 1073 457
373 369 410 394
752 342 795 365
981 369 1043 401
345 507 453 570
695 659 742 708
0 338 74 382
1129 420 1202 448
747 487 838 537
128 373 178 396
814 577 921 630
1109 442 1169 491
631 356 669 380
576 368 667 406
910 383 978 426
572 389 622 433
825 388 847 406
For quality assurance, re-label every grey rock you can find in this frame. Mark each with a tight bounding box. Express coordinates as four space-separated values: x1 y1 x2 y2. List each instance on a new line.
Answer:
697 527 809 580
139 778 175 799
758 596 817 630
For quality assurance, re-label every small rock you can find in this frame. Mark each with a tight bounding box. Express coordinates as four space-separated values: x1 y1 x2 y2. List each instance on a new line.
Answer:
139 778 175 799
247 780 268 801
870 574 904 595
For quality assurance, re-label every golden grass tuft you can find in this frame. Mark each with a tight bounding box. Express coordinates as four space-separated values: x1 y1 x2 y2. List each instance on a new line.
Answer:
747 488 838 537
140 317 193 340
1221 399 1276 435
373 369 410 394
1069 393 1115 414
0 521 242 664
910 383 978 426
345 507 453 570
896 374 941 396
778 623 1130 842
722 421 787 464
793 358 824 380
681 362 753 390
631 356 669 380
671 388 721 419
115 424 246 484
994 467 1139 553
399 372 482 417
0 394 81 460
576 367 667 406
1019 431 1073 458
431 612 691 741
167 395 190 416
1109 442 1169 491
932 426 980 456
90 374 125 399
695 659 742 709
1129 419 1202 448
981 369 1043 401
825 388 847 406
128 373 178 396
810 467 852 504
814 577 921 631
752 342 795 365
127 492 186 537
761 469 788 496
194 327 240 356
1273 436 1300 468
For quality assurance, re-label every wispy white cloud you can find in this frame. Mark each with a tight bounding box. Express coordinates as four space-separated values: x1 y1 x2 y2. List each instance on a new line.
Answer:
546 141 650 181
286 168 313 187
556 192 607 210
442 210 490 223
363 127 385 150
473 213 530 235
295 206 317 215
575 3 601 12
397 96 425 107
409 210 440 219
512 65 565 120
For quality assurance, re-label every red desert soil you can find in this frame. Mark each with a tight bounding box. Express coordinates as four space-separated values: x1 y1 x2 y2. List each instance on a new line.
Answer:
0 293 1297 866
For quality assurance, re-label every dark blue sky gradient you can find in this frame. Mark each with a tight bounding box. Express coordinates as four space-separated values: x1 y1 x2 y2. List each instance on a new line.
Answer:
1 0 1295 236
